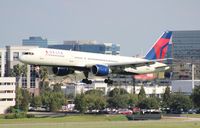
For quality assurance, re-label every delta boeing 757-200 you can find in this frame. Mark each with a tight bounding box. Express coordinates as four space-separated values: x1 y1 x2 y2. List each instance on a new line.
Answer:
19 31 172 84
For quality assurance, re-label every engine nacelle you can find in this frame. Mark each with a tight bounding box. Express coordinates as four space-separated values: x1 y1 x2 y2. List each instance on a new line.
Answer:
92 64 110 76
52 67 74 76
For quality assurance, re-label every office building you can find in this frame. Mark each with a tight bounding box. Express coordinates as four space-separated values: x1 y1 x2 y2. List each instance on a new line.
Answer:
0 77 16 114
22 36 48 48
0 49 6 77
171 30 200 80
5 46 40 95
172 30 200 62
48 40 120 55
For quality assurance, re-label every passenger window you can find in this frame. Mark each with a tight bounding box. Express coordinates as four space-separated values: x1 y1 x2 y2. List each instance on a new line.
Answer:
23 52 34 55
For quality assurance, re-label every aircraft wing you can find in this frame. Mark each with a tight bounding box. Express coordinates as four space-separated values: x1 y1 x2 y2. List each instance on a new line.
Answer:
110 58 171 66
85 58 169 68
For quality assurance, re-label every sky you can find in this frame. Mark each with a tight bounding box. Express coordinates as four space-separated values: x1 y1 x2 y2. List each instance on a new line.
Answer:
0 0 200 56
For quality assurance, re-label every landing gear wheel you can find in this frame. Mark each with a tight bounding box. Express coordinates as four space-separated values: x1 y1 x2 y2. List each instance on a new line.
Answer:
82 79 92 84
104 79 113 84
82 79 87 83
87 80 92 84
82 71 92 84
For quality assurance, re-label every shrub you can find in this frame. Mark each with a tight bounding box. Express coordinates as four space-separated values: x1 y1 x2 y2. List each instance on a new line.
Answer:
4 114 15 119
15 112 26 118
27 114 35 118
4 112 28 119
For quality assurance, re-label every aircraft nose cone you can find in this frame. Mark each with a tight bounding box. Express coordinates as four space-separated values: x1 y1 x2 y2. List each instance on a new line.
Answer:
19 55 25 62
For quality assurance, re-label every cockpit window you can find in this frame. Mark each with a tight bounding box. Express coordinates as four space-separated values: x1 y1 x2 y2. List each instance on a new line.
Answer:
23 52 34 55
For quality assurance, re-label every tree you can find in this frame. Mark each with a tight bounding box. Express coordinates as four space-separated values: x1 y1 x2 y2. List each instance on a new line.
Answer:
128 94 138 107
48 92 65 112
108 88 128 97
137 97 160 109
191 86 200 108
32 96 42 108
94 96 107 110
21 89 31 112
108 88 130 109
138 85 146 100
49 100 57 112
39 66 49 81
12 64 27 86
108 94 130 109
15 86 23 110
13 64 23 77
50 92 66 112
39 66 65 111
74 93 87 113
84 91 107 111
52 83 63 92
162 86 171 108
41 89 51 106
39 81 51 94
15 86 31 112
85 89 104 96
40 82 66 112
169 93 192 113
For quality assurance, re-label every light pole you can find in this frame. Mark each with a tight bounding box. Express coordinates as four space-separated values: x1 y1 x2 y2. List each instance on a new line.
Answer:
186 63 195 89
192 64 195 89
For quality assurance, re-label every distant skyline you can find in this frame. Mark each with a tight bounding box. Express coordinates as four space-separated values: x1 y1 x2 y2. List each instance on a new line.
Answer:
1 0 200 56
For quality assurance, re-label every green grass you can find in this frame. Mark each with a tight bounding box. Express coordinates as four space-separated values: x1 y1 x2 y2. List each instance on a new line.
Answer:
0 120 200 128
182 114 200 118
0 114 200 128
0 114 127 124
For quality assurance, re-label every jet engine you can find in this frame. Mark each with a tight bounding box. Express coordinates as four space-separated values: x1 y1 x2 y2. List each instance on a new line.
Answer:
52 67 74 76
92 64 110 76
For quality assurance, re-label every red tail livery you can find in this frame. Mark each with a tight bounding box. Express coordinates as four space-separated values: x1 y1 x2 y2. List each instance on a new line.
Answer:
145 31 172 60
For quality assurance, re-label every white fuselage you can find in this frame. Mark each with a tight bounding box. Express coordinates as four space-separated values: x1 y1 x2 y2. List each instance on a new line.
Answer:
19 48 169 74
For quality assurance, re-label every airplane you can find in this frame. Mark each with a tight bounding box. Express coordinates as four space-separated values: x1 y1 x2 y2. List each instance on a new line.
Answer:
19 31 172 84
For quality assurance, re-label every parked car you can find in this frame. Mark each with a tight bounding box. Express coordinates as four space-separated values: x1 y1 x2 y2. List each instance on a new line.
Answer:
188 109 197 114
118 109 132 115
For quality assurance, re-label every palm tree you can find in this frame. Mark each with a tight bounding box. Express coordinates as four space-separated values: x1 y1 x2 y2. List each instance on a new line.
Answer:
39 66 50 93
13 64 27 86
39 66 49 81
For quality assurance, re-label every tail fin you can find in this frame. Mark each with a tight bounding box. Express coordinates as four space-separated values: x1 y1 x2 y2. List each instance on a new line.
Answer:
145 31 172 60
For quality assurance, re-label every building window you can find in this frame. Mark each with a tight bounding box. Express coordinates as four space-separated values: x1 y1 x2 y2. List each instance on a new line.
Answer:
6 90 13 93
5 82 11 85
7 98 13 101
13 52 19 60
30 77 35 88
22 77 27 88
0 90 6 93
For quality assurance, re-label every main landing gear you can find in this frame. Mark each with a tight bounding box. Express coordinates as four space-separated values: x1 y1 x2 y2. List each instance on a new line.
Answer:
82 71 92 84
82 78 92 84
81 71 113 85
104 77 113 84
